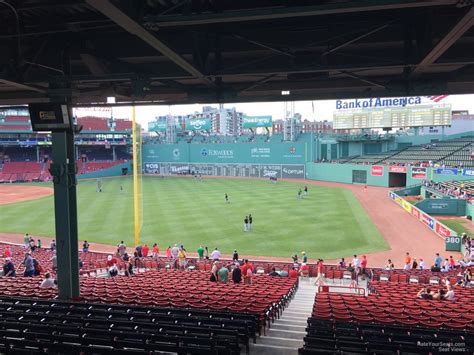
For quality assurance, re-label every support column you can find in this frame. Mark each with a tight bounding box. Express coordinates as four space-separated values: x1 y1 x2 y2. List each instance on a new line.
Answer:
36 146 40 163
112 145 116 161
51 130 80 299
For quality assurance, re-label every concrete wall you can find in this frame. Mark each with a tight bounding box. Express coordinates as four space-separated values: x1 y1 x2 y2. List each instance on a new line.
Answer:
78 162 131 179
305 163 389 186
415 198 466 216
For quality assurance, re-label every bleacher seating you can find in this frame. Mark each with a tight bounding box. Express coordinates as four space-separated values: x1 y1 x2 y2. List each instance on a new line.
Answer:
77 117 110 131
114 119 132 131
299 318 473 354
0 296 259 354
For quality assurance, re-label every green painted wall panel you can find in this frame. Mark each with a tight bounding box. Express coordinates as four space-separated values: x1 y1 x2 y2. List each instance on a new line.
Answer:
305 163 389 187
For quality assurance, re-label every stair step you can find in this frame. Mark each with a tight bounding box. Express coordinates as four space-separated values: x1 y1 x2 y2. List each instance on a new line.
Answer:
250 343 299 355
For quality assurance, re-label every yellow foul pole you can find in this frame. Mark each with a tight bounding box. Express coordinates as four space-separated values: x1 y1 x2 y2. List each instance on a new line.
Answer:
132 106 139 246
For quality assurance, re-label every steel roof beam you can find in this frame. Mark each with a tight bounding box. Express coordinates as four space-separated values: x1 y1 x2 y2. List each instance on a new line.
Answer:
85 0 216 88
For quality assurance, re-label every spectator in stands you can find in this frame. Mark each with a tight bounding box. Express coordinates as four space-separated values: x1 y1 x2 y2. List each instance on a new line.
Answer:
269 268 280 277
299 263 309 278
123 253 129 262
292 254 298 264
152 244 159 260
211 248 221 261
280 269 288 277
417 287 433 300
135 244 143 258
232 250 239 262
197 245 204 260
210 261 218 282
302 252 308 264
178 247 187 270
108 264 118 277
204 246 209 260
2 258 15 277
444 285 455 300
461 269 472 287
165 246 171 259
40 272 56 289
412 258 418 269
384 259 394 270
23 253 35 277
3 246 11 258
442 258 450 272
171 244 179 260
242 259 254 284
50 240 56 252
37 239 42 249
124 258 134 277
419 258 426 270
434 253 442 270
339 258 346 268
361 256 367 280
23 233 29 248
82 240 89 253
404 252 412 270
314 259 325 285
218 265 229 283
50 254 57 273
289 267 298 278
117 241 126 258
33 258 42 276
142 244 150 258
232 264 242 284
29 238 36 252
106 255 117 268
449 256 456 269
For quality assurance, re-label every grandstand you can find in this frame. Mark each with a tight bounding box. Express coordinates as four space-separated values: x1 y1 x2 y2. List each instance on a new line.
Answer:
340 136 474 168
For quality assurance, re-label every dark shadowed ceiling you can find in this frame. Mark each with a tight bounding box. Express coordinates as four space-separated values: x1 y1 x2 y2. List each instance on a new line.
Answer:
0 0 473 106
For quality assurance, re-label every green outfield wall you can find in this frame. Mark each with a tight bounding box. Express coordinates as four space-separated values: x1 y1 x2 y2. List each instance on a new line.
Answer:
78 162 131 179
143 142 310 165
415 198 466 216
305 163 390 186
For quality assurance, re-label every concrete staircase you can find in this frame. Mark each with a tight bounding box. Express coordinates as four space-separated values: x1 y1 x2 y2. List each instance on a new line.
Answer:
249 278 317 355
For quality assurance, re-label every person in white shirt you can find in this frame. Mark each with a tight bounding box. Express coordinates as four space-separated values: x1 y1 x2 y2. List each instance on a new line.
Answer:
419 259 426 270
442 258 450 272
210 248 221 261
444 285 455 301
352 254 360 268
40 272 57 288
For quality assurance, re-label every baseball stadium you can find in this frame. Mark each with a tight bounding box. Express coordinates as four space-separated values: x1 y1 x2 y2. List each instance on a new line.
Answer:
0 1 474 354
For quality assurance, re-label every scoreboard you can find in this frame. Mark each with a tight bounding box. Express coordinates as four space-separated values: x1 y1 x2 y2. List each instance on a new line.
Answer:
333 104 451 129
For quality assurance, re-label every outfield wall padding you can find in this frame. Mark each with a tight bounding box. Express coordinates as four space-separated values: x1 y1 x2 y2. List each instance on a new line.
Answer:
305 163 390 187
78 162 131 179
415 198 466 216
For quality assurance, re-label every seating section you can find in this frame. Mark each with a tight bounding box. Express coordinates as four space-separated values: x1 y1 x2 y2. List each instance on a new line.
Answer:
299 319 473 354
310 281 474 331
77 116 110 131
425 180 474 201
114 119 133 131
340 136 473 167
0 297 259 354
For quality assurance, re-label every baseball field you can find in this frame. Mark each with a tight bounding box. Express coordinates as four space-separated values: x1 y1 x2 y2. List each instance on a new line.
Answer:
0 176 389 258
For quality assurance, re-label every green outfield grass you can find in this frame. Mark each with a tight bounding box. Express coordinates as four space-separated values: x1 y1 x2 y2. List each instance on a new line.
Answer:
0 177 389 258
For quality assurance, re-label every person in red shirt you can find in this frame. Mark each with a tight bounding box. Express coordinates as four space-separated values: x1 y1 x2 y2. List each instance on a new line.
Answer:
361 255 368 280
106 255 118 268
152 244 159 260
3 246 11 258
449 256 456 268
241 259 254 284
142 244 149 257
299 263 309 277
165 246 172 258
289 267 298 278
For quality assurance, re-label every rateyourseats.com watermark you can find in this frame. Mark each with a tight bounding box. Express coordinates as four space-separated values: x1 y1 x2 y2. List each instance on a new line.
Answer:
417 341 466 352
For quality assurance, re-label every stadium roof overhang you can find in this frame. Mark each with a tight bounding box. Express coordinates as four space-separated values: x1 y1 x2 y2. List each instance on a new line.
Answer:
0 0 474 106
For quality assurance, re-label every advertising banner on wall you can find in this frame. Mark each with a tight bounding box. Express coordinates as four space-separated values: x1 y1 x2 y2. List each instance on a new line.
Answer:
185 118 211 131
463 169 474 176
371 165 384 176
411 167 427 179
435 168 458 175
242 116 272 128
144 162 305 179
387 191 457 245
388 166 407 173
148 121 167 132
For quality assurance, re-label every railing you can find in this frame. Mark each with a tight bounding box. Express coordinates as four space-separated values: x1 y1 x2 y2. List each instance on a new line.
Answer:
318 285 366 296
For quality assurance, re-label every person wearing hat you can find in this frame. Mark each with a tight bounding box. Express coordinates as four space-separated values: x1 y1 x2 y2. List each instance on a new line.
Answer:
302 252 308 264
232 250 239 262
2 257 15 277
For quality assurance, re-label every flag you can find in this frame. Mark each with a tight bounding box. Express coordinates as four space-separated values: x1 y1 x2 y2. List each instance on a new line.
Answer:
427 95 448 103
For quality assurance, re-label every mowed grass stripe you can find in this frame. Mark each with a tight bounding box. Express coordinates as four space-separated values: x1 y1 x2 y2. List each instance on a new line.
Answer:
0 176 389 258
